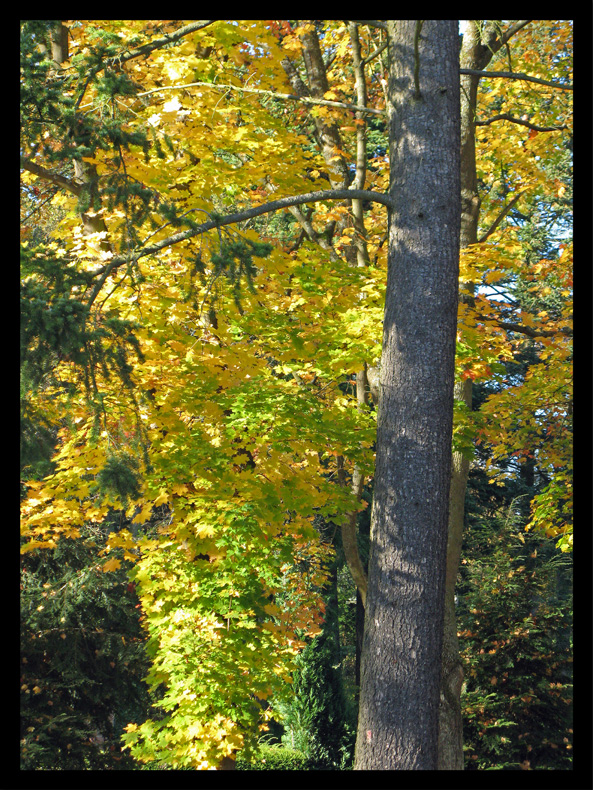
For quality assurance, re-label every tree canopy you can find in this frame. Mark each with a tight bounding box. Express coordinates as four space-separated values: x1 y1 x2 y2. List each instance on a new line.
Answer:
21 20 572 770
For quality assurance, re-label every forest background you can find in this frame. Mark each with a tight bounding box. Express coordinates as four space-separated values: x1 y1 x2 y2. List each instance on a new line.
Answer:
20 19 573 772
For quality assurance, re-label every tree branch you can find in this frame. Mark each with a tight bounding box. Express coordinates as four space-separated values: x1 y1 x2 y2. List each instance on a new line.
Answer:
136 80 386 116
362 41 388 66
88 188 393 279
350 20 388 31
337 454 368 607
107 21 214 67
459 69 573 91
499 20 531 46
348 21 371 267
479 315 573 339
477 189 527 243
476 113 568 132
263 179 340 260
20 157 82 197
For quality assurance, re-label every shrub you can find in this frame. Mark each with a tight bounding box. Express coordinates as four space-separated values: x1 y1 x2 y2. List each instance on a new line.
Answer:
236 744 309 770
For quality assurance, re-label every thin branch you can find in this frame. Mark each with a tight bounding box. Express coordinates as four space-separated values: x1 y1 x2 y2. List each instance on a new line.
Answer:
499 20 531 46
348 21 371 267
362 41 388 66
85 259 123 310
476 113 568 132
136 80 386 116
477 190 527 243
72 22 215 110
336 454 368 607
459 69 573 91
21 190 59 221
87 188 393 278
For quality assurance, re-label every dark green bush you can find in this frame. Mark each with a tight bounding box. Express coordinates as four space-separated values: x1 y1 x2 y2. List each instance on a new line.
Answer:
458 509 572 770
20 522 152 770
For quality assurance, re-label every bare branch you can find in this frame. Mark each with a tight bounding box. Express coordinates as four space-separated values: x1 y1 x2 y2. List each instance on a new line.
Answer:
479 315 573 339
500 20 531 46
362 41 388 66
348 21 371 267
477 190 527 243
136 80 386 116
476 113 568 132
459 69 573 91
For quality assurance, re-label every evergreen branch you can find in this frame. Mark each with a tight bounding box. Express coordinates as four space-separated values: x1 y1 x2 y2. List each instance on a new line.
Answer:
459 69 573 91
87 189 393 279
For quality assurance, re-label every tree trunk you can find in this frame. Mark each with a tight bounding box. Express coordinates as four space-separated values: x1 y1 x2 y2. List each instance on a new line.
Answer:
437 21 529 769
354 21 460 770
217 755 236 770
46 21 112 254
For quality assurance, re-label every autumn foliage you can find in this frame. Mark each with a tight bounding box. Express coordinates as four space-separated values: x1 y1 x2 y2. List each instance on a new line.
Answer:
21 20 572 769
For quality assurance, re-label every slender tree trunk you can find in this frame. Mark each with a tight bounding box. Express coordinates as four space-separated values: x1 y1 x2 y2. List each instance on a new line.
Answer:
354 21 460 770
437 21 529 768
44 21 112 254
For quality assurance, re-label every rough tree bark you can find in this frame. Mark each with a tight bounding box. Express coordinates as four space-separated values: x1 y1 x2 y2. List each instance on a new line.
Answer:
354 21 460 770
437 20 531 769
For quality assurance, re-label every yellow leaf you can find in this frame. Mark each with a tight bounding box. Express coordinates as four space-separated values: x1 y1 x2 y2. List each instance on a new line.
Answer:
484 270 506 284
133 503 153 523
102 558 122 572
154 490 169 507
520 311 536 327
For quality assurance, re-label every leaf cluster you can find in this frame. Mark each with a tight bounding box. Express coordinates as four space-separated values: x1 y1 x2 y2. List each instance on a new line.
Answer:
210 238 273 313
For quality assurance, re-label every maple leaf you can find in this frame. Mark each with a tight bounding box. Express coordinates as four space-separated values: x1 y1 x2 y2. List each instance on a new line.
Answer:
102 558 122 573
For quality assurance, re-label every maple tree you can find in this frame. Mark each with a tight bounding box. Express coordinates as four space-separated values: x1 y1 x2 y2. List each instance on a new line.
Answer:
20 20 572 770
